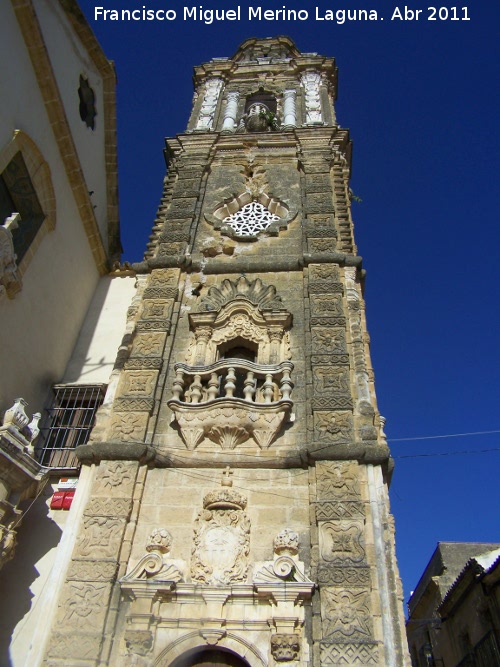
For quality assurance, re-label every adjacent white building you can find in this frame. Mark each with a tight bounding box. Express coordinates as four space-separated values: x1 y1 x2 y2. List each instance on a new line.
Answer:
0 2 134 664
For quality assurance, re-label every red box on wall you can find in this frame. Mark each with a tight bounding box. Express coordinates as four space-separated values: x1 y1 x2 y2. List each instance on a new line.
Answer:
62 491 75 510
50 491 66 510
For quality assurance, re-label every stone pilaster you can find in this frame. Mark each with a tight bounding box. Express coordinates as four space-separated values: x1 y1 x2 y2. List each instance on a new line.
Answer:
313 461 379 667
43 460 141 666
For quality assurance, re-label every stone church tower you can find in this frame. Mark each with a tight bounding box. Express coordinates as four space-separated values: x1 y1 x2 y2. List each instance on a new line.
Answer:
42 37 410 667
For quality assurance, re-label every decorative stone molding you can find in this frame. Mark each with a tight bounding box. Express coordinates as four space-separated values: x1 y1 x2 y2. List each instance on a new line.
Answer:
321 588 373 641
222 91 240 132
168 361 293 450
205 163 297 240
131 333 166 357
316 462 361 499
0 213 22 299
195 78 223 130
254 529 313 584
92 461 136 496
301 71 323 124
0 397 47 569
108 412 149 442
319 641 379 665
119 370 158 397
58 581 111 630
271 634 300 661
122 528 185 583
315 501 365 522
222 201 281 238
66 558 118 582
310 294 344 318
319 521 366 565
211 192 293 241
311 328 347 355
198 276 286 314
169 277 294 450
146 527 172 553
47 632 103 661
317 565 371 587
274 528 299 556
75 516 126 559
200 629 227 646
344 267 372 412
282 89 297 128
314 411 353 443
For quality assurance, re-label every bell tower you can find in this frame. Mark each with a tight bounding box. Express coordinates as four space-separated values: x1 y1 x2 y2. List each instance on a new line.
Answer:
43 37 410 667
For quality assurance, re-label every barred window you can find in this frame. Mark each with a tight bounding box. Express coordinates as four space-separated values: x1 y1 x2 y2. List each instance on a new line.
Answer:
38 385 105 469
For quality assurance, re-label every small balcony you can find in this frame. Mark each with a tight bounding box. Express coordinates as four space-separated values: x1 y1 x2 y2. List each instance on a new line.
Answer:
167 359 293 450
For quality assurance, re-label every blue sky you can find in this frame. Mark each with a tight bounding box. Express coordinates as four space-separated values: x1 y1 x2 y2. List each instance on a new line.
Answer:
78 0 500 604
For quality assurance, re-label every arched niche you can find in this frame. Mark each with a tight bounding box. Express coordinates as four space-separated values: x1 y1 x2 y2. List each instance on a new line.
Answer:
154 632 266 667
186 278 292 366
168 278 294 450
169 647 251 667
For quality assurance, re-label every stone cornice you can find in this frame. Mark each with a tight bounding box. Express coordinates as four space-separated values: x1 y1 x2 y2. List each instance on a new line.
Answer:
193 37 338 98
131 252 362 275
11 0 114 272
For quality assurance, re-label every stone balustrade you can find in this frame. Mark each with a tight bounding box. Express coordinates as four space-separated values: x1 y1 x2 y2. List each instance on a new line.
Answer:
168 360 294 450
171 359 293 405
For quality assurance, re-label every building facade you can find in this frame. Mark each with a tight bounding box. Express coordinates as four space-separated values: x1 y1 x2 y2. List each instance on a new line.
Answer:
407 542 500 667
0 1 134 664
2 32 411 667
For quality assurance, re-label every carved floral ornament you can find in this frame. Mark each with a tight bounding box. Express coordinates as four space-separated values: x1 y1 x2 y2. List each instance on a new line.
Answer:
168 277 294 450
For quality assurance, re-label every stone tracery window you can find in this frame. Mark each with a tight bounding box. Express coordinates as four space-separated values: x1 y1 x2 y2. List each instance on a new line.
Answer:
209 191 293 241
222 201 280 238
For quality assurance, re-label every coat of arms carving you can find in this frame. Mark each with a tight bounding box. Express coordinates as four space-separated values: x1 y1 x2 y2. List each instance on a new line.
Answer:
191 486 250 585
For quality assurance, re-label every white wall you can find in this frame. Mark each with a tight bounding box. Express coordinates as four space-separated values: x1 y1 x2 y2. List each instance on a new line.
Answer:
34 0 110 252
0 1 110 417
63 274 136 384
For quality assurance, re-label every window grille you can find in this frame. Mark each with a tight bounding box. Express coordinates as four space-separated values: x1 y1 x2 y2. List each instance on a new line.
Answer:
38 384 105 469
223 201 280 237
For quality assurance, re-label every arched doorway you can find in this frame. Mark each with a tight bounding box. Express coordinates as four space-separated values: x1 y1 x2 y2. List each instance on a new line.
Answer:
169 647 251 667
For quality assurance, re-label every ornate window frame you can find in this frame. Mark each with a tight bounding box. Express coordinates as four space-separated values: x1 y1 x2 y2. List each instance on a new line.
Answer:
208 191 294 241
167 277 294 451
0 131 56 287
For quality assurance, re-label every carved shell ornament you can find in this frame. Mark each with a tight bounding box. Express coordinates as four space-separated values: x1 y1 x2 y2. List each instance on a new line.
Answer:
197 276 285 313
